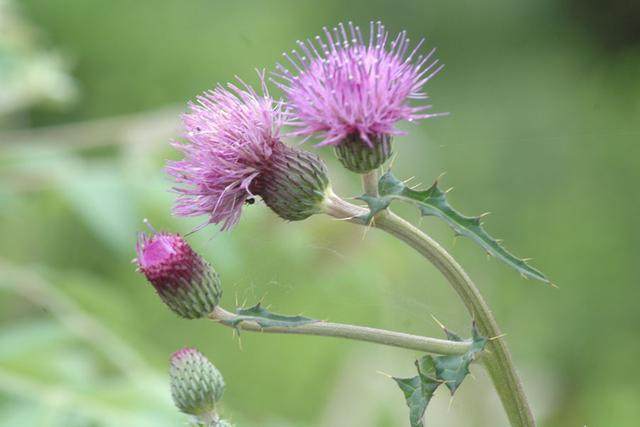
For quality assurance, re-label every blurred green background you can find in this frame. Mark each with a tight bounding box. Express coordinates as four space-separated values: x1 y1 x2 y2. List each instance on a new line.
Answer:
1 0 639 426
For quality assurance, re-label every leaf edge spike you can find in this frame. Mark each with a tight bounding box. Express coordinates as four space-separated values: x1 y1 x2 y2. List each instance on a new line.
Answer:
367 171 551 284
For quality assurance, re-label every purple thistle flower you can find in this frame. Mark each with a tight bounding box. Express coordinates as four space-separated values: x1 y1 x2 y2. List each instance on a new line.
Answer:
274 21 445 146
168 73 330 229
167 74 284 231
136 224 222 318
273 22 446 173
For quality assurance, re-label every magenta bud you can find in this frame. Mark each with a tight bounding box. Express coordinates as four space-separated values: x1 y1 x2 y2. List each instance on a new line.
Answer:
136 227 221 318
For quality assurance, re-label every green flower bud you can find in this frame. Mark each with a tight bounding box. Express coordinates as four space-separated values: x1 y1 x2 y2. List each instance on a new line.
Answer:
170 348 225 417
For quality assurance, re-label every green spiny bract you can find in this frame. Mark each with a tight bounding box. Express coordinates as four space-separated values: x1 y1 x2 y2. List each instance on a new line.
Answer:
251 143 330 221
334 133 393 174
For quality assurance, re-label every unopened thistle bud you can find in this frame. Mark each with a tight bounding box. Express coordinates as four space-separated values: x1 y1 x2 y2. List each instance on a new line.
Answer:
170 348 225 417
273 21 447 173
167 72 330 231
334 133 393 174
136 227 222 319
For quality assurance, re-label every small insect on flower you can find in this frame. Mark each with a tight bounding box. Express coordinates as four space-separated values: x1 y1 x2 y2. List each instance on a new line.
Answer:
273 21 447 173
135 221 222 318
167 71 330 231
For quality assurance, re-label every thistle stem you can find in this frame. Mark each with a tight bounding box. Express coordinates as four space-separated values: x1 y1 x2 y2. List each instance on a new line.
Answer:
361 169 380 197
209 305 471 356
322 189 535 427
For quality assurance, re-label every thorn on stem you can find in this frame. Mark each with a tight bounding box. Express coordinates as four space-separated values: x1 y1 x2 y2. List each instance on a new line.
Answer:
448 394 455 412
388 153 399 169
489 333 508 341
376 370 393 379
430 314 446 331
402 176 416 184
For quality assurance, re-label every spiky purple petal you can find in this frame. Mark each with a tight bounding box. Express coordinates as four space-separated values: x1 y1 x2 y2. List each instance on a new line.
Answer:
273 21 446 147
167 74 286 230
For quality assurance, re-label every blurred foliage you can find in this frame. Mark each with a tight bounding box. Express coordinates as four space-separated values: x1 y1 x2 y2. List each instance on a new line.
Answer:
1 0 640 426
0 0 76 122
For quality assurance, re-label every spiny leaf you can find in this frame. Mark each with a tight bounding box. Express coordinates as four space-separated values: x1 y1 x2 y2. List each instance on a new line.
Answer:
356 194 391 224
221 303 318 329
393 358 440 427
364 171 549 283
432 322 487 395
442 328 463 342
392 324 487 426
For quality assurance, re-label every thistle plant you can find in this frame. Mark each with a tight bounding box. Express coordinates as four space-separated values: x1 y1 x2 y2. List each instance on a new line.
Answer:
136 21 550 427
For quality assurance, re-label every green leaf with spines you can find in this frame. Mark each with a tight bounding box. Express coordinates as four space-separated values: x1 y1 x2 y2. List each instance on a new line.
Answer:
393 323 487 426
359 171 549 283
393 357 440 427
356 194 391 225
221 302 318 329
431 322 487 395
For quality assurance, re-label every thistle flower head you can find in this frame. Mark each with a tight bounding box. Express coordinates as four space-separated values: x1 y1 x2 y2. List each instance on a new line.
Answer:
168 73 329 230
168 74 282 231
273 21 445 171
170 348 225 416
136 224 222 318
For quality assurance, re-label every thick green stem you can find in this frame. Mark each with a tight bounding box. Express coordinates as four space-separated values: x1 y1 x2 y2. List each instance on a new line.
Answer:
322 186 535 427
361 169 380 197
209 305 471 356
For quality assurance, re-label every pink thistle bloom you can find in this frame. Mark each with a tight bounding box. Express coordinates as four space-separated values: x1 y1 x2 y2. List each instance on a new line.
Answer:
168 73 330 230
136 224 222 318
273 21 446 147
167 74 285 231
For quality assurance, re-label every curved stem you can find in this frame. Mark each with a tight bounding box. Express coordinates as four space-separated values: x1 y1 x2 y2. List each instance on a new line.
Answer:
322 188 535 427
209 305 471 356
